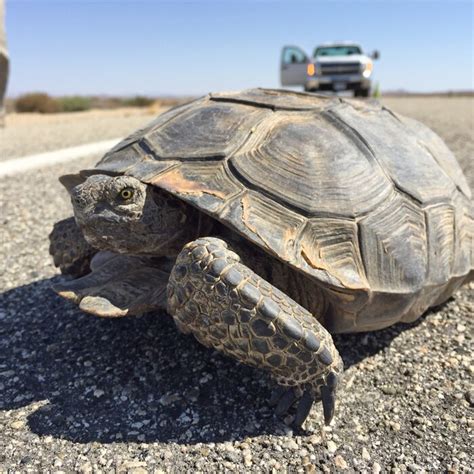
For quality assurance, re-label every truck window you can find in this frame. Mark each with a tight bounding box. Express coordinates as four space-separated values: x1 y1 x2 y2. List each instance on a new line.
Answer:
313 46 362 57
282 47 307 64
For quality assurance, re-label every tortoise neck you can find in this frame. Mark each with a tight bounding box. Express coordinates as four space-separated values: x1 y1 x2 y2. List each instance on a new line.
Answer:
193 209 215 241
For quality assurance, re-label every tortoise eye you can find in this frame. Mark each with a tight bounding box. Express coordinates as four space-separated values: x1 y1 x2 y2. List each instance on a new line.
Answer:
120 188 134 200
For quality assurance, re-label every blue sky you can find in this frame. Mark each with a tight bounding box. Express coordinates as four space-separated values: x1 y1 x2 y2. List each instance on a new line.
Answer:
6 0 474 96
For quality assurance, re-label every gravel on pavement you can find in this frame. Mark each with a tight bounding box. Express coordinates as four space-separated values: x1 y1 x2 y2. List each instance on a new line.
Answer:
0 97 472 472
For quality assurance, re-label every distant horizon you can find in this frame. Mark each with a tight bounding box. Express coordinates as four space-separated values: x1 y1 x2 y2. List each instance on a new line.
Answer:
6 1 473 97
7 88 474 100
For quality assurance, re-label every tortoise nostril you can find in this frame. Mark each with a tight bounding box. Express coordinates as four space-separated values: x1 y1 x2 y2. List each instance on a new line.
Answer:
71 195 82 207
94 203 107 214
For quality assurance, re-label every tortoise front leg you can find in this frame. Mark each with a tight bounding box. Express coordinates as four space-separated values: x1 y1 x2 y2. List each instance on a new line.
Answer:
50 217 172 317
49 216 97 278
167 237 343 427
52 254 172 317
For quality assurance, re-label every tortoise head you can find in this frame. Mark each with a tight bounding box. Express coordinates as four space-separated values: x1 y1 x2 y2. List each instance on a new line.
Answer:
60 173 198 256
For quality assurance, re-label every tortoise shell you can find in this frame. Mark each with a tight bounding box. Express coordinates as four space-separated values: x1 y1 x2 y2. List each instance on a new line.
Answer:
91 88 473 333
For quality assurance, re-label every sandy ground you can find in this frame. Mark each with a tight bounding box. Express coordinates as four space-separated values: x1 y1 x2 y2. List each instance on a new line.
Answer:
0 97 472 472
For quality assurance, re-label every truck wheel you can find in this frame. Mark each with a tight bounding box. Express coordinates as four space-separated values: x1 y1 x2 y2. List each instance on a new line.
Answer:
354 88 370 98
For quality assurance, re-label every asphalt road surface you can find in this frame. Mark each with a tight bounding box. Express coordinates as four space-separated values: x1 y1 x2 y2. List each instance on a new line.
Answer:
1 97 472 472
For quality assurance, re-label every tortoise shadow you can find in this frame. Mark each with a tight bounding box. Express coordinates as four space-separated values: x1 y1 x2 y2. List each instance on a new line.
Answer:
0 277 443 444
1 278 280 444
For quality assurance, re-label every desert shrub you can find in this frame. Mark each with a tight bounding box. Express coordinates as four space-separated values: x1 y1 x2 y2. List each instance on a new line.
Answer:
90 96 124 109
58 95 92 112
122 95 155 107
372 82 381 99
15 93 60 113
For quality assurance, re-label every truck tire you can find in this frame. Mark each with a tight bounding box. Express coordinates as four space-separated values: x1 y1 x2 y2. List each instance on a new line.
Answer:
354 88 370 98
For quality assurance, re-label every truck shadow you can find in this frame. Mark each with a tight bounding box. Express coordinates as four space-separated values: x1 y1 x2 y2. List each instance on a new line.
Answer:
1 277 432 445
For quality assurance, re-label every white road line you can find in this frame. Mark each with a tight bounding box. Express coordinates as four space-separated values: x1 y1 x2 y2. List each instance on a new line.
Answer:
0 138 122 177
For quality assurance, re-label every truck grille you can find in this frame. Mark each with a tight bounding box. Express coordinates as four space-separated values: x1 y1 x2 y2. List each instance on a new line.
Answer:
319 62 361 76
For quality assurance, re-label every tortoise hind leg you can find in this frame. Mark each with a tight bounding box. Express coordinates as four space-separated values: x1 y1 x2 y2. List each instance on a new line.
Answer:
167 237 343 427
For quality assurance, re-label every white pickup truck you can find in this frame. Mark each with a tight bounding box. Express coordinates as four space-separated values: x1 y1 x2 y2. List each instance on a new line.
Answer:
280 42 379 97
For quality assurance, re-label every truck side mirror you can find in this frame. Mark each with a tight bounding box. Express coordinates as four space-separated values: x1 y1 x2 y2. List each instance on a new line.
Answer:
371 50 380 60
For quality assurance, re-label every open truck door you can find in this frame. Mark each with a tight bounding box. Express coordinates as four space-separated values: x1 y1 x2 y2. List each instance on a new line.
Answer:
280 46 309 86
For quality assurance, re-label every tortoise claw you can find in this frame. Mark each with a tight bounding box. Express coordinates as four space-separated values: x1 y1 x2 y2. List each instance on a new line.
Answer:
320 384 336 425
320 369 341 425
269 386 287 406
294 390 314 427
275 388 297 416
271 387 315 428
272 370 341 427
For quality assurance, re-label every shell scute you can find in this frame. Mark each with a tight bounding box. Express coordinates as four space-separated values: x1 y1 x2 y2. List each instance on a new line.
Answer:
152 161 242 213
358 193 427 293
219 191 306 262
331 104 457 204
299 218 369 290
210 88 337 110
143 100 269 160
229 112 392 217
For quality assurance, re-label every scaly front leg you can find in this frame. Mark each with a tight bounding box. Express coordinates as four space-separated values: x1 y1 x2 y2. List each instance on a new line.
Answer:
50 217 171 317
53 253 172 317
49 216 97 277
167 237 343 427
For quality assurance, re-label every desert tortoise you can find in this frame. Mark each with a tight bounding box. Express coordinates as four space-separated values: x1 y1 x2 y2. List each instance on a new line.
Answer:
50 88 473 426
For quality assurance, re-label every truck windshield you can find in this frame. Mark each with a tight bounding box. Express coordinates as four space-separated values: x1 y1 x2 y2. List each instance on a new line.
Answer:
314 46 362 57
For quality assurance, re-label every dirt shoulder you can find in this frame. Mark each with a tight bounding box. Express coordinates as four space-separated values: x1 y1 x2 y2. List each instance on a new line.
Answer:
0 107 164 162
